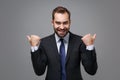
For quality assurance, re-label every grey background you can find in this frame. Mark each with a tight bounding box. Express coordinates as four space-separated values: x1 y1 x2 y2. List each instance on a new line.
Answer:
0 0 120 80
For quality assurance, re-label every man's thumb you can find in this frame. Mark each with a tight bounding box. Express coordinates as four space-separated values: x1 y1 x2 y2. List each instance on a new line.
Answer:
27 35 31 41
93 34 96 40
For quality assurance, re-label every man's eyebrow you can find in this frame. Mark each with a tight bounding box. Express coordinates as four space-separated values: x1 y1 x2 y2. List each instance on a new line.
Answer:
55 21 60 22
55 21 61 23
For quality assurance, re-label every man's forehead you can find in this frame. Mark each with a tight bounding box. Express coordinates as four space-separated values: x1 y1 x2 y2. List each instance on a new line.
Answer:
53 13 70 22
54 13 69 18
55 12 68 15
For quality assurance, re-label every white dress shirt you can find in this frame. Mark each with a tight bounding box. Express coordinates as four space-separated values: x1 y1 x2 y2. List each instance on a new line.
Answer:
55 33 69 57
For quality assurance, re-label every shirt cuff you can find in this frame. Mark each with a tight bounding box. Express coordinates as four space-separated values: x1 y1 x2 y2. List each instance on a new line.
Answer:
86 45 94 50
31 46 39 52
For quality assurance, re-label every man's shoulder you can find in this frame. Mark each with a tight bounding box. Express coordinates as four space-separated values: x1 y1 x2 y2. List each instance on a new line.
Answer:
41 33 54 41
70 32 82 39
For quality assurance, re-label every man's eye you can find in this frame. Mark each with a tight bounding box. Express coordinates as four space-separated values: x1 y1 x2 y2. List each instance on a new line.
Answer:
63 22 68 25
56 22 61 25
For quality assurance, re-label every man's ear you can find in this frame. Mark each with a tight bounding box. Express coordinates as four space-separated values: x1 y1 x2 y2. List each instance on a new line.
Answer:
51 20 54 26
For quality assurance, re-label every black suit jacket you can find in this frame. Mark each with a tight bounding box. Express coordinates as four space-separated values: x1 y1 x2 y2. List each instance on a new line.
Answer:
31 32 98 80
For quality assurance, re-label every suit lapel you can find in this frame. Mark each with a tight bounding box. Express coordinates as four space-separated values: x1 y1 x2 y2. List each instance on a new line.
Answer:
50 34 61 62
65 33 75 65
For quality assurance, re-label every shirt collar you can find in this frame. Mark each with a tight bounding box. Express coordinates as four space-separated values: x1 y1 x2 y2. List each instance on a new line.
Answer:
55 32 70 43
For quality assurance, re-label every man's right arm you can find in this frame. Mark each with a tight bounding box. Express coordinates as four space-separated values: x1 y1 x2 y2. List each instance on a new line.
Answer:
27 35 47 76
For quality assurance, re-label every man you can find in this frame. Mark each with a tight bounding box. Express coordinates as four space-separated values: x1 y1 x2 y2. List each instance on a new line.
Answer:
27 6 98 80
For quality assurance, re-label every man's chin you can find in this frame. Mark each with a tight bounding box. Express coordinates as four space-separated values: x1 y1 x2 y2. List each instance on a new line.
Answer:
55 31 69 38
57 33 67 38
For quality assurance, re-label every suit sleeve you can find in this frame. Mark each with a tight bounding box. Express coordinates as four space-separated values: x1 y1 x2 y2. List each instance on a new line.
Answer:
80 42 98 75
31 42 48 76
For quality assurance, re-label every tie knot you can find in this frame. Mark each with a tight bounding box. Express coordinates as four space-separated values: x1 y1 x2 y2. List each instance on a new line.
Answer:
60 38 64 42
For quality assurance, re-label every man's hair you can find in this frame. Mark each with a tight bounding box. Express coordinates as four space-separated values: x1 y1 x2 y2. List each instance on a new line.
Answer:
52 6 71 20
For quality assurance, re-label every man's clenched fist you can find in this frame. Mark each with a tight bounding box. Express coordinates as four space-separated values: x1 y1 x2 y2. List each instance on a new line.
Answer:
27 35 40 46
81 34 96 46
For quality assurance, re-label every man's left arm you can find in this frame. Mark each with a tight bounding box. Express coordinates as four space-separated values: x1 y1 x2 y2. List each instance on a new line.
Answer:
81 34 98 75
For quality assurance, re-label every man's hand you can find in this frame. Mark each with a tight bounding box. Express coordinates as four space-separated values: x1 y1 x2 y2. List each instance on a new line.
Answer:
27 35 41 46
81 34 96 46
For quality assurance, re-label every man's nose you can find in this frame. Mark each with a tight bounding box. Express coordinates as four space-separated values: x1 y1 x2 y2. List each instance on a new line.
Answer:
60 24 64 29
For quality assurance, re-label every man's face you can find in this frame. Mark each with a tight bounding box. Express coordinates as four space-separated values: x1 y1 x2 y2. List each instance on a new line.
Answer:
52 13 71 38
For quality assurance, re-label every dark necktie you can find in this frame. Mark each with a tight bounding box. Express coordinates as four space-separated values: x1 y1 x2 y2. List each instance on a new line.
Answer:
60 39 66 80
